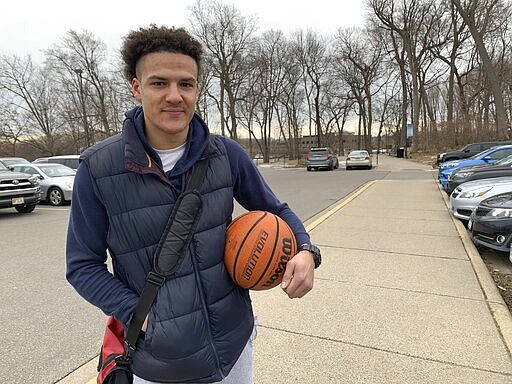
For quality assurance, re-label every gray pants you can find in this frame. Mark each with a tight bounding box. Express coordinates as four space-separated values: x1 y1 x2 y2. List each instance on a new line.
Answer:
133 321 257 384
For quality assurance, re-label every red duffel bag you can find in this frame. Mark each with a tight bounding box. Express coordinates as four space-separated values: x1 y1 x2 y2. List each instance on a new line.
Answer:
96 315 133 384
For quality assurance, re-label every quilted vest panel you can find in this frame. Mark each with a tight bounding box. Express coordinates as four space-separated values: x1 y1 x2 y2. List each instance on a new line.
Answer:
82 134 254 382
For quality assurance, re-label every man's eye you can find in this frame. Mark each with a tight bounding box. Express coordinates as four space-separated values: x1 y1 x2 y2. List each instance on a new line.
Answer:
152 81 165 87
181 82 194 88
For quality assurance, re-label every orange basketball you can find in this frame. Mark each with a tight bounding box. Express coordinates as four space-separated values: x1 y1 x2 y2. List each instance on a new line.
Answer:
224 211 297 290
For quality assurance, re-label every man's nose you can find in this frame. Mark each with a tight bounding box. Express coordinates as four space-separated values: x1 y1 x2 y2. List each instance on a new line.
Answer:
165 83 182 102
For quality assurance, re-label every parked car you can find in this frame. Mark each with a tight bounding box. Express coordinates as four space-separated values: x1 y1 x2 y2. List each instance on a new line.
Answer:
346 150 372 170
438 145 512 191
468 192 512 255
306 147 339 171
32 157 50 164
47 154 80 170
450 177 512 221
0 157 30 167
10 163 75 206
436 141 512 165
0 161 40 213
445 154 512 194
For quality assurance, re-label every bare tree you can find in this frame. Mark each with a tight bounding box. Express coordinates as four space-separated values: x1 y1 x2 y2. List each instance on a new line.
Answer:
334 27 383 151
292 30 329 147
45 29 124 149
369 0 449 151
189 0 257 140
452 0 510 139
0 55 65 154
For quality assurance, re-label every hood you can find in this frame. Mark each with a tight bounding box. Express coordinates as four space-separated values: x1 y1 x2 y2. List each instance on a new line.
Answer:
123 106 210 176
459 176 512 191
0 170 33 179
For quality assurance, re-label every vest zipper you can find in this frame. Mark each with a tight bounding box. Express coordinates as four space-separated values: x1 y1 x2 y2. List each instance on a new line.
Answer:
189 242 224 379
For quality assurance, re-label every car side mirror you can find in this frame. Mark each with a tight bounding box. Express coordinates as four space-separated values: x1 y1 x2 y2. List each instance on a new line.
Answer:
482 156 492 161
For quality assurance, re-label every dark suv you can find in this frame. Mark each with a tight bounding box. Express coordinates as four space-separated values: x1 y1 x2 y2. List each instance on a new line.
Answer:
306 147 339 171
0 161 40 213
437 141 512 165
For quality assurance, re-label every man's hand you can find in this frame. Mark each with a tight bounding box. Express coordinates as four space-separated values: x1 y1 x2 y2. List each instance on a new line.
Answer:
280 250 315 298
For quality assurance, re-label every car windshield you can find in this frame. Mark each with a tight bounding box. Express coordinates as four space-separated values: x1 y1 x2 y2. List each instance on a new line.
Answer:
39 164 76 177
349 151 368 156
0 162 8 171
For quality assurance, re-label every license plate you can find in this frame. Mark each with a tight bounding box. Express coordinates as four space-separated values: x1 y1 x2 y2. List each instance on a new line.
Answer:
12 197 24 205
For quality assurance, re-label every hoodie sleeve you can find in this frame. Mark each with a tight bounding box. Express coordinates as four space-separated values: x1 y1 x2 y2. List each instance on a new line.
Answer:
66 161 139 325
220 137 311 246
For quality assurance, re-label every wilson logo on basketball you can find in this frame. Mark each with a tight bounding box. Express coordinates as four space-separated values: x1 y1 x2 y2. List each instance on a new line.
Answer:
224 210 297 290
242 229 269 281
261 237 294 288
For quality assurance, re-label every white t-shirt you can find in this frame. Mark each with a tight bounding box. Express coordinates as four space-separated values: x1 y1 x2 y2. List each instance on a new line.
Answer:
153 143 186 172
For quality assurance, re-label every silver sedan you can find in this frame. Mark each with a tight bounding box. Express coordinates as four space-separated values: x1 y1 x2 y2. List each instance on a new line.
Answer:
450 176 512 221
346 150 373 170
10 163 75 206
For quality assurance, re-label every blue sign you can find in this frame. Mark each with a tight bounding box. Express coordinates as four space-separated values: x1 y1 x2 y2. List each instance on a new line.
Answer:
406 123 413 138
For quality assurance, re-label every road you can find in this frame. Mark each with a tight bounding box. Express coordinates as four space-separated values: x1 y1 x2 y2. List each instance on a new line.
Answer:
1 157 506 383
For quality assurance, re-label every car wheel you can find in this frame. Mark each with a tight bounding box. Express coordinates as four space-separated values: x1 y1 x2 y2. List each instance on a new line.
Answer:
15 204 36 213
346 166 351 170
48 187 65 206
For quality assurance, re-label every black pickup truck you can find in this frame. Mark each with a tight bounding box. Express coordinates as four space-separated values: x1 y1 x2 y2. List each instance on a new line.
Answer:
436 141 512 165
0 160 40 213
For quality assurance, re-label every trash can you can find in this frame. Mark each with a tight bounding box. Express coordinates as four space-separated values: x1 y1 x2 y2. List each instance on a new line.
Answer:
396 147 405 158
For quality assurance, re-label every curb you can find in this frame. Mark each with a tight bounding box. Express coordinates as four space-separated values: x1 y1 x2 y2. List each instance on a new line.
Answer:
55 356 97 384
304 180 376 232
436 179 512 357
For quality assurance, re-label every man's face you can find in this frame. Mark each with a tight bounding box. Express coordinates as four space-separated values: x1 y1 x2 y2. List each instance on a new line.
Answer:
131 52 199 149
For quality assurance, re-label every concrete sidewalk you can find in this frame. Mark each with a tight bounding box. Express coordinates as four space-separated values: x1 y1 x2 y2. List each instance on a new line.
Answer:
251 155 512 383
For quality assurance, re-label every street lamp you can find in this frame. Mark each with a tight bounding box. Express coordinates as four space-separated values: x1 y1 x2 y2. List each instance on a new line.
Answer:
74 68 90 149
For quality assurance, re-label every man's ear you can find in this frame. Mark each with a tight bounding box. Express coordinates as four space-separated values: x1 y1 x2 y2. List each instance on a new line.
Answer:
131 78 142 101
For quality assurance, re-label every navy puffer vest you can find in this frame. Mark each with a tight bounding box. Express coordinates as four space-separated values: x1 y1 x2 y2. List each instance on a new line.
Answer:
82 133 254 382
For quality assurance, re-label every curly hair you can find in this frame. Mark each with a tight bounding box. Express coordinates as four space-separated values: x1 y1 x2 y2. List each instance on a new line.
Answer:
120 24 203 82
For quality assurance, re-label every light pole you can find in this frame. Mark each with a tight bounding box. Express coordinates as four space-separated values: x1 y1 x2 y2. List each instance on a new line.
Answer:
74 68 90 149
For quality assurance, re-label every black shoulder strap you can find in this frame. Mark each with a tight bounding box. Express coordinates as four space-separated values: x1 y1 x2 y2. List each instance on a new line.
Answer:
125 158 209 351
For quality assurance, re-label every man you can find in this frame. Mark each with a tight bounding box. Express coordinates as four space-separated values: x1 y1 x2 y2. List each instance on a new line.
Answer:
66 25 320 384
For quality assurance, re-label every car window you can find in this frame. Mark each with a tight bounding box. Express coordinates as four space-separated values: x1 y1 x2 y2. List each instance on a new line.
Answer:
1 158 29 165
466 144 480 151
40 164 75 177
49 157 80 170
470 148 493 159
309 149 327 157
495 155 512 166
487 148 512 160
0 162 8 171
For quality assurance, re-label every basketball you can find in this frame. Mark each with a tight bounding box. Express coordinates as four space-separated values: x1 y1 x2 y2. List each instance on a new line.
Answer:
224 211 297 290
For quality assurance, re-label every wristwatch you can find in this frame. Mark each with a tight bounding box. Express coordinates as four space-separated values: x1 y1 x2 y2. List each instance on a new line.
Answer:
298 243 322 269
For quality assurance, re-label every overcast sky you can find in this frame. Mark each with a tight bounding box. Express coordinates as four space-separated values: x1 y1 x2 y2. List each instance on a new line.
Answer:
1 0 366 61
